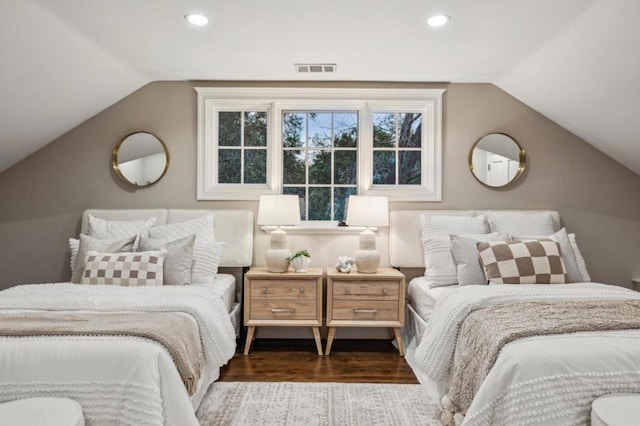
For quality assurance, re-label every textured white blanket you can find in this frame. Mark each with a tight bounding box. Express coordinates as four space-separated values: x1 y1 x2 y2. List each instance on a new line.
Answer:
0 283 236 425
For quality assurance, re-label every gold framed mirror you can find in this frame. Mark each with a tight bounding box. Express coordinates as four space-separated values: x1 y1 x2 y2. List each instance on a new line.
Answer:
469 133 525 188
112 132 169 187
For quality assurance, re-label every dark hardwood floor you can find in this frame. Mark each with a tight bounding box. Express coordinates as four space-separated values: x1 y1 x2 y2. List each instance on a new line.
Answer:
219 339 418 384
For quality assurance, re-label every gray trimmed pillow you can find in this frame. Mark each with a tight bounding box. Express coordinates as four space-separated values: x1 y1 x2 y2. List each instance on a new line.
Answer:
70 234 138 283
477 239 570 284
138 235 196 286
87 214 156 239
450 233 509 286
80 250 166 286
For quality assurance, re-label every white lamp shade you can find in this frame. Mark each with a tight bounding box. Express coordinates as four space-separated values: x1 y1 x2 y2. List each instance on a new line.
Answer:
257 194 302 226
345 196 389 227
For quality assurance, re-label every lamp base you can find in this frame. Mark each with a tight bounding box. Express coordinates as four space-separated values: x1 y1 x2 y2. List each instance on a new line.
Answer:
355 249 380 273
265 228 291 273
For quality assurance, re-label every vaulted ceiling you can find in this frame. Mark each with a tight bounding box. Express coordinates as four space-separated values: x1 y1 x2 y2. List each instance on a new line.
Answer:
1 0 639 174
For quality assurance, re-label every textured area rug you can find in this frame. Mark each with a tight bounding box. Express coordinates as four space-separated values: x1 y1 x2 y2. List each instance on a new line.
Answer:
197 382 441 425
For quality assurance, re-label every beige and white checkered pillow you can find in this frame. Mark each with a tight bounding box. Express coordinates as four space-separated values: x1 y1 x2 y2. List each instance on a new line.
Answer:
477 239 570 284
80 250 166 286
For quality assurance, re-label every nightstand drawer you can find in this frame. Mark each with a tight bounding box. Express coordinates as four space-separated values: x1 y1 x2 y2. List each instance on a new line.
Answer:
331 300 398 321
250 280 317 300
250 300 317 320
332 281 399 301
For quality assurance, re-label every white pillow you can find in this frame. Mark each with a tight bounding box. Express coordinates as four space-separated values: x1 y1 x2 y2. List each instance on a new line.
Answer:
420 215 488 287
568 233 591 281
87 214 156 239
487 211 555 236
192 242 225 283
451 233 509 286
149 214 215 243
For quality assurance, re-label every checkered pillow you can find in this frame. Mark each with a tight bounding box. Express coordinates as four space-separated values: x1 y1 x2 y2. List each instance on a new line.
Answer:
477 239 570 284
80 250 166 286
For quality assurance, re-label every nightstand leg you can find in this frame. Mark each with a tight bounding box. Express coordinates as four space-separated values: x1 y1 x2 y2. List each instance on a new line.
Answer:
392 327 404 356
325 327 336 355
312 327 323 356
244 326 256 356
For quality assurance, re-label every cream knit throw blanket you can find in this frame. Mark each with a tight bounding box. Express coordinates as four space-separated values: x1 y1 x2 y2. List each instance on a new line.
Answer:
0 311 204 395
443 299 640 424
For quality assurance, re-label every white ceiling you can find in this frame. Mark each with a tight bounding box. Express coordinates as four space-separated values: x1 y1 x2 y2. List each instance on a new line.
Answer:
1 0 639 174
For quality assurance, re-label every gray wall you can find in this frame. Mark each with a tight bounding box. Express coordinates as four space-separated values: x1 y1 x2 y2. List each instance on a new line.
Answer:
1 81 639 289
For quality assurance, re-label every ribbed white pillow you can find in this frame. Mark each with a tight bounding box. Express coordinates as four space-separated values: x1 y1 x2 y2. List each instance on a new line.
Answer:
487 211 555 236
192 242 225 284
87 214 156 239
149 214 215 243
569 233 591 281
420 215 489 287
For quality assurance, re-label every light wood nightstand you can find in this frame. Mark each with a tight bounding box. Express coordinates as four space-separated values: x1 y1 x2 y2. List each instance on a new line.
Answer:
325 267 405 356
243 267 323 356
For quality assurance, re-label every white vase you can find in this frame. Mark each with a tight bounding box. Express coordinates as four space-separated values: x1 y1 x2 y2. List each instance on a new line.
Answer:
290 256 311 273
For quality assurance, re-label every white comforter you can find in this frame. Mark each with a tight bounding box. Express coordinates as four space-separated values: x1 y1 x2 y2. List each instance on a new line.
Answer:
414 283 640 425
0 283 236 426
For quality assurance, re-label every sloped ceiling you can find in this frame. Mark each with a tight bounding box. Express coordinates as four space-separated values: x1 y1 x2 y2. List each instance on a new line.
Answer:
1 0 639 174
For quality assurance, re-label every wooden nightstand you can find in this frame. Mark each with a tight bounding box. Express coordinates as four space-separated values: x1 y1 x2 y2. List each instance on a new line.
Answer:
325 267 405 356
243 267 323 356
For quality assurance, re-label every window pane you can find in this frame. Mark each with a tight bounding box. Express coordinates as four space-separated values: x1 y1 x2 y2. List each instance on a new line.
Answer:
308 150 331 184
283 187 306 220
373 113 395 148
283 113 306 148
308 187 331 220
334 151 357 185
244 112 267 147
308 113 331 148
218 112 241 147
283 150 305 184
334 187 356 221
334 112 358 148
218 149 241 183
399 151 421 185
398 113 422 148
244 149 267 184
373 151 396 184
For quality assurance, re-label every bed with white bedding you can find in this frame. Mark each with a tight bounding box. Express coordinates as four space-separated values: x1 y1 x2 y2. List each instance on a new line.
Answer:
0 209 253 425
392 210 640 425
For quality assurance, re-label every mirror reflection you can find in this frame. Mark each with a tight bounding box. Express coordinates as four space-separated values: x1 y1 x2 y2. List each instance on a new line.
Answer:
112 132 169 187
469 133 525 188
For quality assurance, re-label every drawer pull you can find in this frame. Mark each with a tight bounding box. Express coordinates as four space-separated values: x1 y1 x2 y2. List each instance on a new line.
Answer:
383 288 388 295
271 308 296 313
262 287 267 294
353 308 378 314
300 287 305 293
345 288 350 294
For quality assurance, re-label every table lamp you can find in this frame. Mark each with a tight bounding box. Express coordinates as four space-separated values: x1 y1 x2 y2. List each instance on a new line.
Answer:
257 194 301 272
345 195 389 273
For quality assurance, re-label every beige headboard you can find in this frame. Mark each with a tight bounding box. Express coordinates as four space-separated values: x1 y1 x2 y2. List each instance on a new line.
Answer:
82 209 253 267
389 210 560 268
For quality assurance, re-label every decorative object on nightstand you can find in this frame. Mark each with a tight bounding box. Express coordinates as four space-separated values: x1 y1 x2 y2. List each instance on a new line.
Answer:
632 278 640 292
335 256 355 273
325 267 405 356
289 250 311 273
243 267 324 356
257 194 301 273
345 195 389 273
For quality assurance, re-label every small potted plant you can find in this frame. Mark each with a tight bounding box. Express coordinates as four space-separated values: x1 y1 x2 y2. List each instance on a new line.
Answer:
288 249 311 273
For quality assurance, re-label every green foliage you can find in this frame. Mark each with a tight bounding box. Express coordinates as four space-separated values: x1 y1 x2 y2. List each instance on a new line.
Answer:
288 249 311 260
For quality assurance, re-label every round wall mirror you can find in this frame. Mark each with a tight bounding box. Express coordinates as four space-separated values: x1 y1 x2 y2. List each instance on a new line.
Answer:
112 132 169 187
469 133 525 188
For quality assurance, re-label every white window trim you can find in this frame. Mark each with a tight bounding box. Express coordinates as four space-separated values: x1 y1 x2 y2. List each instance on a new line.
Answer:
196 87 445 201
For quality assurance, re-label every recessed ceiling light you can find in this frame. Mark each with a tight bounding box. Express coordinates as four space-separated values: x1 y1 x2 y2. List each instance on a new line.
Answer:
427 14 450 27
184 14 208 26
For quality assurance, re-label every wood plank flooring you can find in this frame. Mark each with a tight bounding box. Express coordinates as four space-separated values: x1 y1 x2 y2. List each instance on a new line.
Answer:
219 339 418 384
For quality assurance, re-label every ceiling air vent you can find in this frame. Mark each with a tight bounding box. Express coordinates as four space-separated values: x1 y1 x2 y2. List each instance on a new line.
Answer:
295 63 337 73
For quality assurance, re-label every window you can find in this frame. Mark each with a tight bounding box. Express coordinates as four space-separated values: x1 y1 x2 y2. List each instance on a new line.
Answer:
197 88 444 209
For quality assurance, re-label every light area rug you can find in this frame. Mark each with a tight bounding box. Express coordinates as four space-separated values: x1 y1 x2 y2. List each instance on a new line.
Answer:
197 382 441 425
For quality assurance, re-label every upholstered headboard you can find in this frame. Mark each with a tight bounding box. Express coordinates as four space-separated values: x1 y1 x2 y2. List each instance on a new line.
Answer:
389 210 560 268
81 209 254 267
